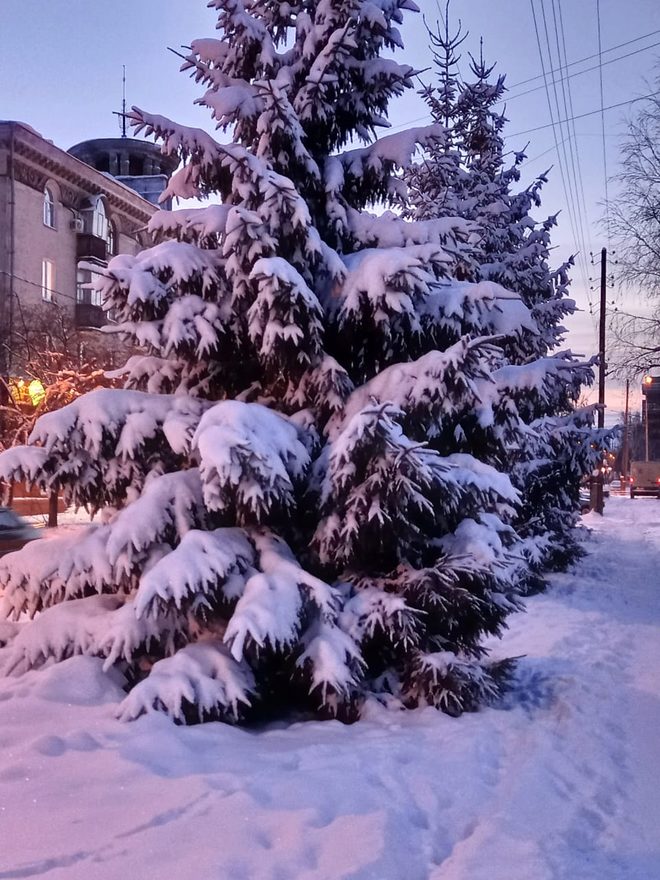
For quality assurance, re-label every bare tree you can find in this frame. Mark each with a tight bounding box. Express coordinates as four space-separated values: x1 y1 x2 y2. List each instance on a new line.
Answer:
608 78 660 375
0 303 116 451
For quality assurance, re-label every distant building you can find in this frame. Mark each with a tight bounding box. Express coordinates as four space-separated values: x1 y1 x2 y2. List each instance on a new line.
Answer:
68 136 177 208
0 122 176 378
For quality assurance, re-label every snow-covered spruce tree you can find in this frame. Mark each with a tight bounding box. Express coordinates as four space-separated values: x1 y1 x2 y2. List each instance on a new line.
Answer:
405 19 599 577
2 1 560 723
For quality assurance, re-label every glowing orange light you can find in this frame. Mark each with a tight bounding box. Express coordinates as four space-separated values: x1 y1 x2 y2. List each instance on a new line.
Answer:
27 379 45 406
8 377 46 406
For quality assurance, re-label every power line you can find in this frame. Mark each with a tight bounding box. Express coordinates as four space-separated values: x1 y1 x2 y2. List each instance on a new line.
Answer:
596 0 611 242
387 27 660 134
542 0 590 290
558 0 591 236
499 38 660 106
530 0 588 298
387 89 657 137
0 270 78 305
524 133 571 164
506 27 660 90
505 91 657 137
554 0 593 290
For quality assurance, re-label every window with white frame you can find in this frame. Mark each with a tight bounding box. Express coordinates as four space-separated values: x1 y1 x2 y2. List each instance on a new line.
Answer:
107 221 116 255
43 186 55 228
41 259 55 302
92 199 107 240
76 268 102 306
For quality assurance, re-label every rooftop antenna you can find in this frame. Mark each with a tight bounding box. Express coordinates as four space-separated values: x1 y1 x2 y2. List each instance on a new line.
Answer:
113 66 128 137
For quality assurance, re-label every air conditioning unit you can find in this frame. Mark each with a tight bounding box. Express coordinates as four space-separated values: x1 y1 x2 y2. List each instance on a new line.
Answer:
70 217 84 233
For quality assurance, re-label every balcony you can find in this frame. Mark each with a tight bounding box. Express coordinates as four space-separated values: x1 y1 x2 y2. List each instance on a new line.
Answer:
75 301 105 329
76 233 106 262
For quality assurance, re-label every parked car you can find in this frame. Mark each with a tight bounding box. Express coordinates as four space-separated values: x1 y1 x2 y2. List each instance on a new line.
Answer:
0 507 41 557
579 486 592 514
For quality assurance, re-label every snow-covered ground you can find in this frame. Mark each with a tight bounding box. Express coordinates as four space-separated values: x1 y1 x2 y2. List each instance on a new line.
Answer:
0 495 658 880
24 507 93 529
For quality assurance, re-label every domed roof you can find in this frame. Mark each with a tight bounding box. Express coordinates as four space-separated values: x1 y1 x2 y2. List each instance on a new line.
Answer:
68 137 179 178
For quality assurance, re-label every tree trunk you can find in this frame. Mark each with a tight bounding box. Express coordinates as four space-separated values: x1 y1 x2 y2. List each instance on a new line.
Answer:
48 489 58 528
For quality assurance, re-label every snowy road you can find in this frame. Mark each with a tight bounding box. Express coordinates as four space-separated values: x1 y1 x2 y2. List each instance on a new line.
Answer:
0 496 658 879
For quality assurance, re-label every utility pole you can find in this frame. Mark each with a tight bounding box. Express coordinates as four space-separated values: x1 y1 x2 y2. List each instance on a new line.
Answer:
621 379 630 485
594 247 607 515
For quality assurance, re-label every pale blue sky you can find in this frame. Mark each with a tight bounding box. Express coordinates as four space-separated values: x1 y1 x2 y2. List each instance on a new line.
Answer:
2 0 659 415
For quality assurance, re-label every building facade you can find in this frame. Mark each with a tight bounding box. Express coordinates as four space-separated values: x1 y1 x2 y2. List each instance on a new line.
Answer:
0 121 175 378
641 374 660 461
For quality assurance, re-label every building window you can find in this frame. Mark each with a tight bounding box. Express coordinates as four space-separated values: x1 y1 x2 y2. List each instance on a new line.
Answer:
41 259 55 302
43 187 55 228
76 268 102 306
92 199 107 240
107 221 116 256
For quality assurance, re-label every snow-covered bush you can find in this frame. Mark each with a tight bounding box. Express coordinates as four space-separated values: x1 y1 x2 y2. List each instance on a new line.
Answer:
0 0 592 723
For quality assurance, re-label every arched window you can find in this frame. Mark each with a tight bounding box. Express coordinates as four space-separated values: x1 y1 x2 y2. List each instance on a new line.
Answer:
43 186 55 228
107 221 116 256
92 199 107 240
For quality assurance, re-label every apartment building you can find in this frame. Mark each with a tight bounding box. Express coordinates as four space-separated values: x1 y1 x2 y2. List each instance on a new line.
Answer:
0 121 176 376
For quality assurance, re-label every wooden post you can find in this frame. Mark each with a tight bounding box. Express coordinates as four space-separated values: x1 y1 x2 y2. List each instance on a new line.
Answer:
621 379 630 484
594 247 607 515
48 489 58 528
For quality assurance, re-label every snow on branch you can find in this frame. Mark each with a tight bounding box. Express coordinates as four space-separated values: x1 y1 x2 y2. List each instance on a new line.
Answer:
148 205 231 245
316 398 519 572
421 279 538 342
8 389 209 511
135 527 256 619
489 352 596 419
106 469 205 566
160 295 232 360
0 446 48 491
33 388 203 458
93 241 225 325
296 619 363 703
340 585 420 648
0 530 99 620
130 108 231 167
199 79 264 130
324 244 466 382
406 649 502 714
184 37 229 70
0 595 171 676
335 124 446 180
333 244 453 326
438 515 521 580
440 455 519 509
117 639 256 724
0 471 207 622
280 355 354 423
224 530 337 661
346 208 475 252
106 355 186 396
335 336 498 438
247 257 324 369
193 401 311 523
314 405 451 566
130 108 316 228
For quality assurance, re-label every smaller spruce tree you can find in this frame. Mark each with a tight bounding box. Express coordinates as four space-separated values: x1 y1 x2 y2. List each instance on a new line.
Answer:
405 15 601 577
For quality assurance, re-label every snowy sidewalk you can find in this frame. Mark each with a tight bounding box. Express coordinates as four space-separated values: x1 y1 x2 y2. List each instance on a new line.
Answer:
0 496 658 880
